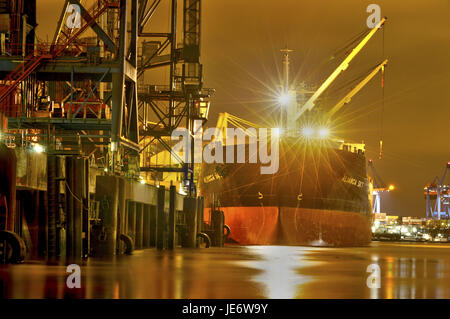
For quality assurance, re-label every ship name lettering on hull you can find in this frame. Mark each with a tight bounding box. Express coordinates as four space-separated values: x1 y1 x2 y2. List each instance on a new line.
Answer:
342 175 364 188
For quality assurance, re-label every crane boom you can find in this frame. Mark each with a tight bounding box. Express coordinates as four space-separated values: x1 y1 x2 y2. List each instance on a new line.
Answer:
214 112 261 141
326 59 388 119
295 17 387 120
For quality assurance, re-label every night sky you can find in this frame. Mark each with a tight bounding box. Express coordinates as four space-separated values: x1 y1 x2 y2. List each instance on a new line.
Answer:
37 0 450 218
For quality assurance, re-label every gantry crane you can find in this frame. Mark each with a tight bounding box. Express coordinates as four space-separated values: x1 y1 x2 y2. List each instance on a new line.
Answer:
367 159 394 214
425 162 450 220
0 0 213 262
137 0 214 195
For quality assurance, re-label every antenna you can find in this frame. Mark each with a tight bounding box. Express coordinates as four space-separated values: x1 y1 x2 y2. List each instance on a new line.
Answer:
280 46 293 92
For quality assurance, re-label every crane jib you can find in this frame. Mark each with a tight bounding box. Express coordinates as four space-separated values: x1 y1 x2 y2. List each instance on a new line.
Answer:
295 17 387 121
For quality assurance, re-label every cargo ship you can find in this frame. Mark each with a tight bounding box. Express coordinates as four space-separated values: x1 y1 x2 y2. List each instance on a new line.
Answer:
199 21 388 246
200 138 372 246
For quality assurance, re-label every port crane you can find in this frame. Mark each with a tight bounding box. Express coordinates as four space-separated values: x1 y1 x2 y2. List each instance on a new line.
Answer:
367 159 394 214
425 162 450 220
295 17 387 120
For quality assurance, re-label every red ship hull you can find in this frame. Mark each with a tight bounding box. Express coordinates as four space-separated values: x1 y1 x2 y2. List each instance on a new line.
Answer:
212 206 371 246
218 206 279 245
279 207 372 246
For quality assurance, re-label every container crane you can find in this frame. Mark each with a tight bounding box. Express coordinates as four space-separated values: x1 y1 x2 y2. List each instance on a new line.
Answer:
425 162 450 220
295 17 387 120
367 159 394 214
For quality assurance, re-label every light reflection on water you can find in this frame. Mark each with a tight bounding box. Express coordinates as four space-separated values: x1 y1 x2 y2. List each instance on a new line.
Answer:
233 243 450 299
381 256 446 299
232 246 321 298
0 243 449 298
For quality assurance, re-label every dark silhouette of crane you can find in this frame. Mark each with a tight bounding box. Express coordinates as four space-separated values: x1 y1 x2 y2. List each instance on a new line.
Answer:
424 162 450 220
367 159 394 214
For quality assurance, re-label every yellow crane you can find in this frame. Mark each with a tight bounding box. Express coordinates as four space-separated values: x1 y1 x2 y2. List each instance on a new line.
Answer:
296 17 387 120
215 112 261 140
326 59 388 119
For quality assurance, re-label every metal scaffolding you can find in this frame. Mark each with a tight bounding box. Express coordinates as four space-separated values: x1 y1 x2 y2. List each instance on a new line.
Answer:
0 0 214 179
137 0 213 195
0 0 140 176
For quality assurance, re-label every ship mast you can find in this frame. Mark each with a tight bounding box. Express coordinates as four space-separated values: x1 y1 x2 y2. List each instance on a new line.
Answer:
280 47 293 129
281 47 292 91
